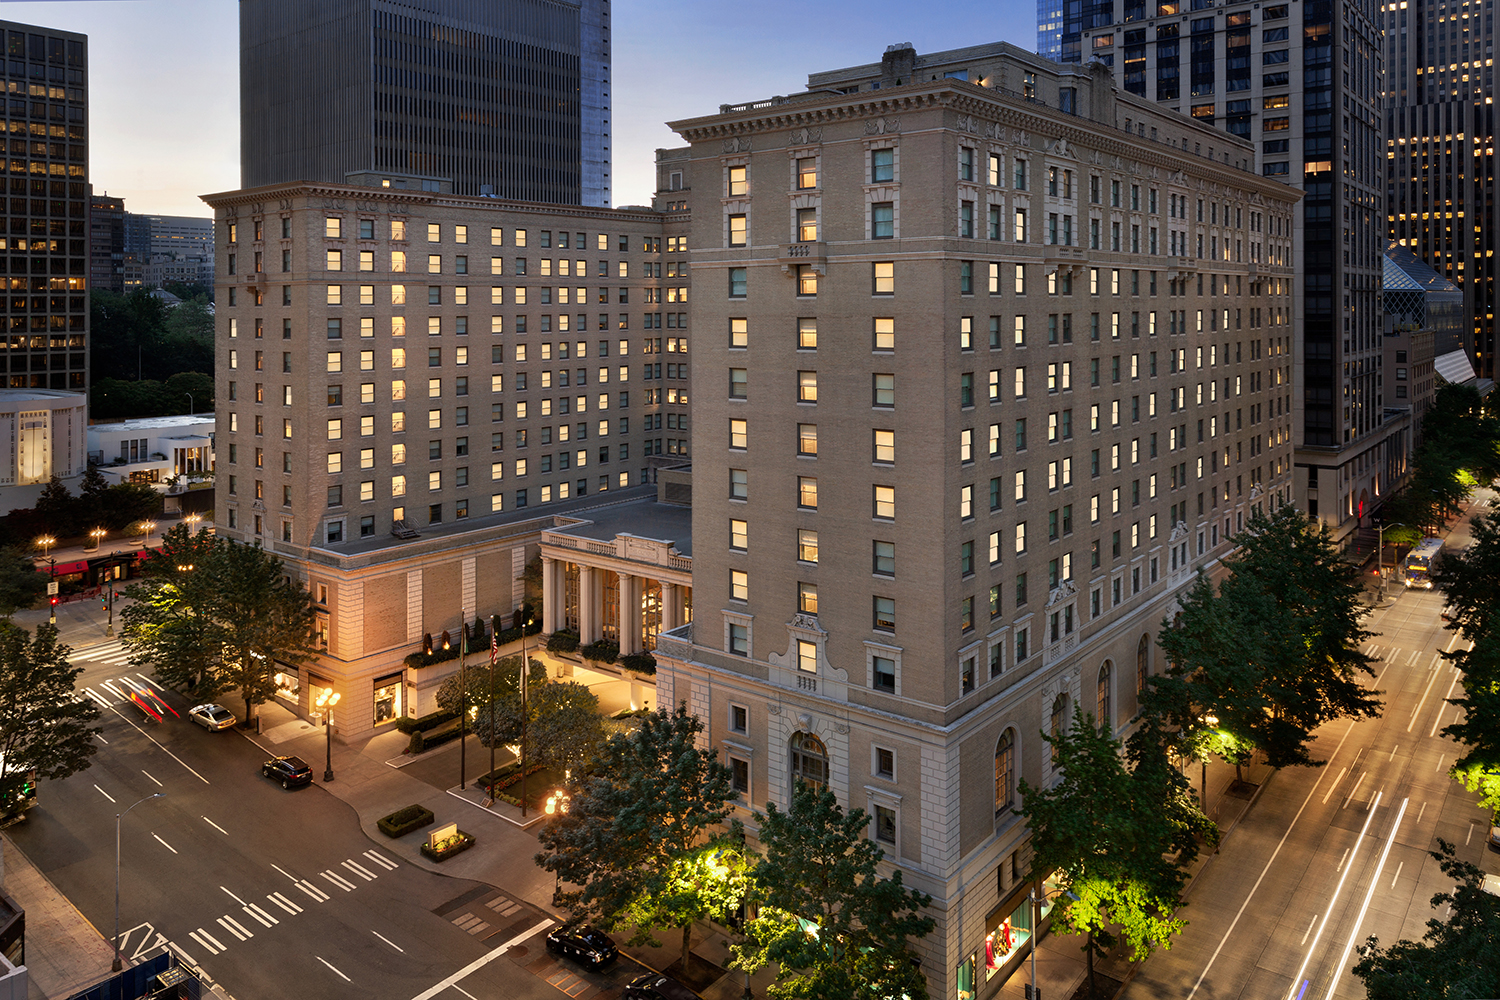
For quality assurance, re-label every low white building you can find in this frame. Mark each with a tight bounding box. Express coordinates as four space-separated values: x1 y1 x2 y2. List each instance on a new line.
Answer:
0 390 89 507
88 413 215 509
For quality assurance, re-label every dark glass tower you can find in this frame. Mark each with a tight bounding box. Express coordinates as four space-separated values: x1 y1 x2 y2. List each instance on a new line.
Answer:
240 0 610 207
0 22 88 393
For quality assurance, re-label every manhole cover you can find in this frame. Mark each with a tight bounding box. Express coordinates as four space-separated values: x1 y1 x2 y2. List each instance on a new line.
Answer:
510 945 529 959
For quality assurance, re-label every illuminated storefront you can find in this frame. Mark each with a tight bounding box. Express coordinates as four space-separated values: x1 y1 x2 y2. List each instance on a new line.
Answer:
957 875 1065 998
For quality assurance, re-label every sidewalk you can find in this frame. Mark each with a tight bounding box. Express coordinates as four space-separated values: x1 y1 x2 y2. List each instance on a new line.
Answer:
2 833 117 1000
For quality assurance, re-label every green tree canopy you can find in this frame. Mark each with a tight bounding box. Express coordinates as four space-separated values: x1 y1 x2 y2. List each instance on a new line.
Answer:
1352 840 1500 999
0 547 45 618
1433 513 1500 815
535 704 737 973
120 525 226 698
1153 505 1381 769
734 781 935 1000
0 621 101 803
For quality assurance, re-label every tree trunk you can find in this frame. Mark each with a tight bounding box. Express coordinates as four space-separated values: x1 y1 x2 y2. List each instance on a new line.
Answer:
680 922 693 976
1235 758 1244 783
1087 930 1096 998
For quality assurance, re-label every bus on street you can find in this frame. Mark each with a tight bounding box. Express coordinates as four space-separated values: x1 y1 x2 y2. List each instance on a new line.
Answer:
1404 537 1444 589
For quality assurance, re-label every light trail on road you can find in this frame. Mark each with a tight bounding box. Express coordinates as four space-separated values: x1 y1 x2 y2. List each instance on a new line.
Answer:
1322 797 1409 1000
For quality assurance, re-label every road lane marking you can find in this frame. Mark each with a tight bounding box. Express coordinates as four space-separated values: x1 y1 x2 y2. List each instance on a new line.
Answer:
408 920 553 1000
1370 785 1385 811
1407 665 1444 732
1446 633 1461 652
1299 914 1317 946
203 816 228 835
217 916 252 941
1323 798 1409 1000
1335 848 1350 872
94 732 107 744
1391 861 1404 888
268 893 302 915
137 673 164 691
189 930 223 954
1388 745 1398 761
1406 649 1420 666
141 770 162 788
1431 674 1461 737
342 859 376 880
105 705 210 784
243 904 278 927
320 870 355 892
101 680 127 699
1320 767 1347 805
271 864 299 882
84 688 109 707
296 880 329 902
94 784 115 803
453 987 479 1000
1437 754 1446 772
1417 802 1427 823
363 849 398 870
1429 652 1443 671
372 930 405 953
1466 822 1475 845
221 887 246 906
316 956 351 982
1184 720 1356 1000
152 833 177 854
1283 791 1385 1000
166 941 196 966
118 676 143 692
1340 772 1367 810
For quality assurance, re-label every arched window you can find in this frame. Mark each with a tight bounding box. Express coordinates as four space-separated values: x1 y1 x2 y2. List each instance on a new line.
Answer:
790 732 828 790
1136 633 1151 695
1050 693 1069 762
1097 661 1112 732
995 729 1017 816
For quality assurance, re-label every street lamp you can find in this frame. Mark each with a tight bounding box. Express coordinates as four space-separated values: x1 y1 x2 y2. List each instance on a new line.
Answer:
35 534 55 562
518 610 536 817
316 689 340 782
184 391 193 416
1376 521 1404 601
1200 714 1219 810
36 535 56 624
87 527 105 552
1027 882 1076 1000
114 792 165 971
183 513 202 531
136 520 157 547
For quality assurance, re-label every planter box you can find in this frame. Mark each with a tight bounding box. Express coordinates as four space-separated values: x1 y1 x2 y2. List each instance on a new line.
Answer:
420 830 475 862
377 805 435 838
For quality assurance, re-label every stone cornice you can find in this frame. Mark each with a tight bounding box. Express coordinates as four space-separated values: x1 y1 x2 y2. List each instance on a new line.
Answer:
200 182 665 223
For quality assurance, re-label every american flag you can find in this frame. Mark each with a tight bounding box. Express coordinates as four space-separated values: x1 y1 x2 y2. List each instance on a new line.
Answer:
489 629 499 667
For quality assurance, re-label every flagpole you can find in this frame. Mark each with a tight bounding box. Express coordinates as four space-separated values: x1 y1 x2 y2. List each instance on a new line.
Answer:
458 607 467 791
520 617 529 818
488 624 498 806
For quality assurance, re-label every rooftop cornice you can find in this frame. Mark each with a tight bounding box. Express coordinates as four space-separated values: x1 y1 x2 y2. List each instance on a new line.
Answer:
200 182 665 222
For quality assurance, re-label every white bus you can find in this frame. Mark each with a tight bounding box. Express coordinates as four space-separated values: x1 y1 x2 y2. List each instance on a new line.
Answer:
1403 537 1444 589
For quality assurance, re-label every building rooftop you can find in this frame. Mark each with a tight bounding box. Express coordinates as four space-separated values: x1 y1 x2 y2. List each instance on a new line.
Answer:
0 389 85 405
1384 243 1462 297
550 497 693 558
89 413 215 434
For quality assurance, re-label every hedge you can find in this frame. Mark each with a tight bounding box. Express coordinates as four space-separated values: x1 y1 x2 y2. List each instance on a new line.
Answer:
394 708 460 735
377 804 435 838
547 630 580 653
580 639 619 664
620 651 657 675
404 645 461 669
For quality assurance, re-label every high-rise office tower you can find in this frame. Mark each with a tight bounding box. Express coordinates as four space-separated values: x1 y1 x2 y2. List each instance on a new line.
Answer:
655 43 1298 1000
0 21 88 392
1043 0 1394 544
1385 0 1497 382
89 192 126 294
240 0 611 206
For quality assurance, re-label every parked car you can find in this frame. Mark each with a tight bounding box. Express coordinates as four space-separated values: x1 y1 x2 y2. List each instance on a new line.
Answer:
545 925 618 969
623 973 700 1000
188 704 237 731
261 755 313 789
1488 823 1500 852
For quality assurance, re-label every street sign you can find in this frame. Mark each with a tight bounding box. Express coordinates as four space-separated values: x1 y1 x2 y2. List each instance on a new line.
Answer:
45 581 57 595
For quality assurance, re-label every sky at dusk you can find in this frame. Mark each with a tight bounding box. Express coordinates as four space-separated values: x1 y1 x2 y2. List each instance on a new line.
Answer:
1 0 1039 216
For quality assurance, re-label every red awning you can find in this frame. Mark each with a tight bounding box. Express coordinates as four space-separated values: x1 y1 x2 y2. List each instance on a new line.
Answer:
51 561 88 575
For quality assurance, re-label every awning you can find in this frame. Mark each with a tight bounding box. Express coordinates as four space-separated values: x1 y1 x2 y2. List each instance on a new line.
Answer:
51 561 88 575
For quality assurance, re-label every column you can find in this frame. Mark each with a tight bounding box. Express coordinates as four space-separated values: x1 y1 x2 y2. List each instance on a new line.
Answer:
660 582 679 633
541 557 558 634
578 566 598 645
619 573 642 655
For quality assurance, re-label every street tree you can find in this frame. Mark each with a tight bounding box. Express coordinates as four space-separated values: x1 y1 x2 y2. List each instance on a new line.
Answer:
0 547 45 618
33 475 76 537
1352 840 1500 1000
734 781 935 1000
525 679 604 777
536 704 737 974
210 539 316 723
1021 707 1203 998
1154 505 1381 769
1433 515 1500 814
0 621 101 806
120 525 225 698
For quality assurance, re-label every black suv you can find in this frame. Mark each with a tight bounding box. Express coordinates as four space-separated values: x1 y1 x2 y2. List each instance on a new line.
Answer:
545 925 618 969
261 755 313 789
623 974 699 1000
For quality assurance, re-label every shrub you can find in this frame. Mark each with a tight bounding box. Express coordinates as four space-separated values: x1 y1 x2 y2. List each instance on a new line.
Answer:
547 630 580 653
620 651 657 675
395 708 459 734
407 730 425 754
580 639 619 664
404 645 461 669
420 829 475 861
377 804 435 838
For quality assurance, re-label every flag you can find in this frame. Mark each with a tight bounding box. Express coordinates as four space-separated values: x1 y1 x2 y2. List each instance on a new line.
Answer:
490 630 498 667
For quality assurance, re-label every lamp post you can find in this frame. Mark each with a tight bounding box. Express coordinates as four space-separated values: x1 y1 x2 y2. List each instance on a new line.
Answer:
1200 714 1219 811
136 520 157 547
105 574 116 638
1376 521 1403 601
1027 883 1074 1000
114 792 165 970
316 689 340 782
487 624 498 804
184 392 193 416
87 527 105 552
458 608 468 791
184 512 202 531
36 535 55 624
519 612 535 818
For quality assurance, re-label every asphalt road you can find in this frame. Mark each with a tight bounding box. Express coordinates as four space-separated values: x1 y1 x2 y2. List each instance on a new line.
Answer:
8 649 653 1000
1120 568 1494 998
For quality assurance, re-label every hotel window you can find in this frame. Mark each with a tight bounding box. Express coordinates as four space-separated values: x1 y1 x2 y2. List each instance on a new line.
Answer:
872 202 894 239
872 262 894 295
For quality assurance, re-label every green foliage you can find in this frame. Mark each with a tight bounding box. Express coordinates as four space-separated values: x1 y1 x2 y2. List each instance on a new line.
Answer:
1388 385 1500 533
546 630 580 653
119 525 316 718
90 289 213 391
735 781 935 1000
1154 505 1381 769
0 621 101 800
1352 840 1500 999
535 704 738 973
620 651 657 674
0 547 45 617
1434 513 1500 815
1021 709 1207 997
580 639 619 663
525 680 604 776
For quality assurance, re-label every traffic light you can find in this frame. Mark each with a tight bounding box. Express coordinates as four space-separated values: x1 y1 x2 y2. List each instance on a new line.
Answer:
101 594 108 611
48 596 57 607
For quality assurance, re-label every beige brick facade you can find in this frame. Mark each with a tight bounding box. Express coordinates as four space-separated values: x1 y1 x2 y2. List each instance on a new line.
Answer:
652 48 1301 998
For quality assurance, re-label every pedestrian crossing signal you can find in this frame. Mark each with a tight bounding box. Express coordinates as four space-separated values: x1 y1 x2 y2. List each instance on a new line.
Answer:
48 596 57 606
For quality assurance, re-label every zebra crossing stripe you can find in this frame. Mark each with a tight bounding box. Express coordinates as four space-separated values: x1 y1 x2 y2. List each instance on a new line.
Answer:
217 915 253 941
341 859 376 881
137 673 165 691
190 928 226 954
268 892 303 915
363 849 398 870
166 940 197 966
243 903 278 928
320 870 355 892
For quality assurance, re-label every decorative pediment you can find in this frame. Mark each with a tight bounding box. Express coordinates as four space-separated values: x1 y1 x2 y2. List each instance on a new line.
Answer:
787 127 822 147
864 117 902 136
956 114 978 133
1048 136 1076 159
722 136 753 153
1046 578 1079 608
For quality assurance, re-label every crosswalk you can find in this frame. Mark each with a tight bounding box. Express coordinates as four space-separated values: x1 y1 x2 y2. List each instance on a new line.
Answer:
79 671 166 710
71 638 136 667
179 849 400 963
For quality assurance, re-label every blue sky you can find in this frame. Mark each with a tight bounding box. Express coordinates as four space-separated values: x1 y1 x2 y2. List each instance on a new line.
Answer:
1 0 1038 215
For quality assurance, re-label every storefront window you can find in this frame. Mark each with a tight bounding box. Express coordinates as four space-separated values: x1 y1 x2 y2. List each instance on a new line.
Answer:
373 675 402 724
956 954 976 999
274 668 301 702
985 873 1064 981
